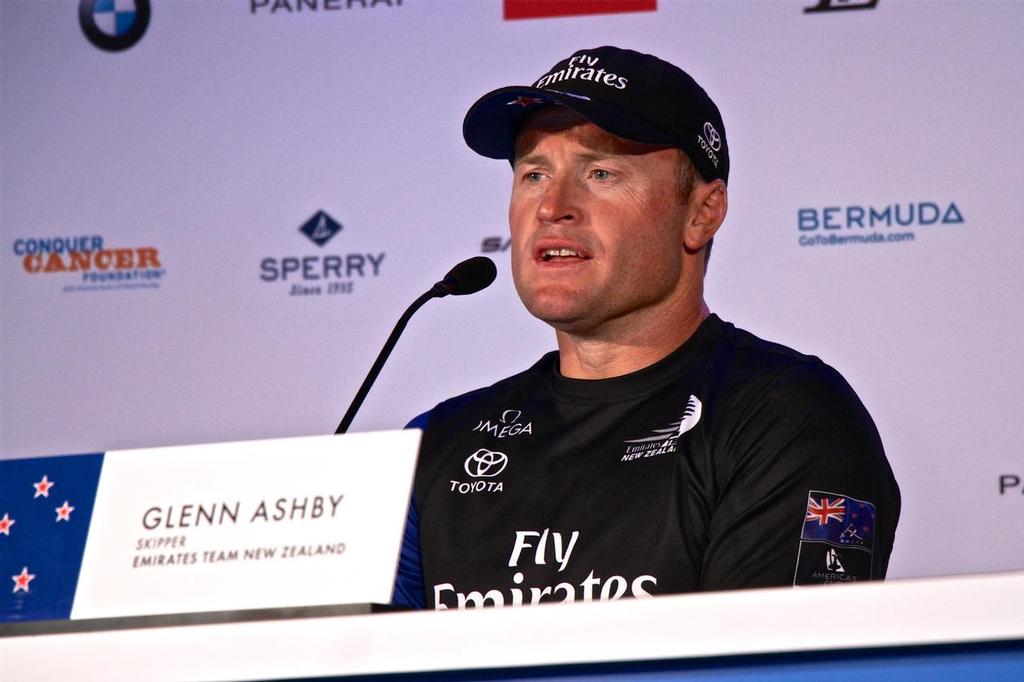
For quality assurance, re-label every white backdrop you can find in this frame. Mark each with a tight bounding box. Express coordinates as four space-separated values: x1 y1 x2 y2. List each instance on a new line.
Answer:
2 0 1022 582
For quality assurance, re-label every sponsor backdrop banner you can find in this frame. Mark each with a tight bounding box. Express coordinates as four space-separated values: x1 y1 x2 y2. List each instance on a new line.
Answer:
1 0 1022 584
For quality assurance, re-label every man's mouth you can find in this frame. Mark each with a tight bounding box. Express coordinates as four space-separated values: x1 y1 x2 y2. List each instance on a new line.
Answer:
540 248 585 261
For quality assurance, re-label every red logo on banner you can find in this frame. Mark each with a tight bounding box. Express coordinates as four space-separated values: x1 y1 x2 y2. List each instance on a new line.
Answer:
504 0 656 21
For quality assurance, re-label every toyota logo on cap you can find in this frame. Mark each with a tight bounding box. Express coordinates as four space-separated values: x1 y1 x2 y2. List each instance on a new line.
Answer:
703 122 722 151
464 449 509 478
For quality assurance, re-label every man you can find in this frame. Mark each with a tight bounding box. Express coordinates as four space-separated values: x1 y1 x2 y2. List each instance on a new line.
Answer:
393 46 899 610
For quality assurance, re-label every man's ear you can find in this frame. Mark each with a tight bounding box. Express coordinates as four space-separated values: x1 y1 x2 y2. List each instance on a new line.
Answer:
683 180 728 252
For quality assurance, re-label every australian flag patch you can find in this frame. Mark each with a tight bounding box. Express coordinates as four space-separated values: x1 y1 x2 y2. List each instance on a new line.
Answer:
793 490 877 586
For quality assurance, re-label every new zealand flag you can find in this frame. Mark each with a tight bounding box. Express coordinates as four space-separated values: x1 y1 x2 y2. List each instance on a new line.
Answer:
794 490 878 585
0 453 104 622
800 490 876 551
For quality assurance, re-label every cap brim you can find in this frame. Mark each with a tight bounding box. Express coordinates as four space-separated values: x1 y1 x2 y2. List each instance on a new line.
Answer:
463 85 677 161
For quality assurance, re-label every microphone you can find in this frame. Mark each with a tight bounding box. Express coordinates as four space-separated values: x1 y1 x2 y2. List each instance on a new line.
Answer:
431 256 498 297
334 256 497 434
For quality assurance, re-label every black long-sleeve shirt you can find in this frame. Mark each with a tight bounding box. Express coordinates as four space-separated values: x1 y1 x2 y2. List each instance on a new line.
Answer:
394 314 900 609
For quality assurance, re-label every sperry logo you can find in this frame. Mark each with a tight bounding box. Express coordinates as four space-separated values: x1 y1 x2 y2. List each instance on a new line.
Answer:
622 395 702 462
299 210 343 247
472 409 533 439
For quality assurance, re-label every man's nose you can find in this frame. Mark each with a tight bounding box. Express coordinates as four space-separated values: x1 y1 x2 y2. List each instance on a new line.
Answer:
536 175 581 225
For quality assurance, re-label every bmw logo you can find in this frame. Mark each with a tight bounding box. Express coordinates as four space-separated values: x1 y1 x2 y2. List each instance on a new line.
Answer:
79 0 151 52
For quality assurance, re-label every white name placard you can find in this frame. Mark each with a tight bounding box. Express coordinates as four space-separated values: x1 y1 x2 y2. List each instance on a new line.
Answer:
71 431 420 619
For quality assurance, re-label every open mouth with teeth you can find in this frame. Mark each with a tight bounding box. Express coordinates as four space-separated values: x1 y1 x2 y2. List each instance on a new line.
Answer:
541 248 587 261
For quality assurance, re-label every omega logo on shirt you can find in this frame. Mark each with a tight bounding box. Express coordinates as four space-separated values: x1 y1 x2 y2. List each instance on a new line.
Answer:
471 409 533 439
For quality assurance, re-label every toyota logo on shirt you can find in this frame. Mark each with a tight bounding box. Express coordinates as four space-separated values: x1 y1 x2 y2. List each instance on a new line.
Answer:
464 449 509 478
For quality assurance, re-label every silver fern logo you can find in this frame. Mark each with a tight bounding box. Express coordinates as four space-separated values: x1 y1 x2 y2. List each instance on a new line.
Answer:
678 395 702 436
624 395 702 443
621 396 702 462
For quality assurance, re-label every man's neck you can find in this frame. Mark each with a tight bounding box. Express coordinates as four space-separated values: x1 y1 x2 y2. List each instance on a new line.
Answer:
555 301 711 380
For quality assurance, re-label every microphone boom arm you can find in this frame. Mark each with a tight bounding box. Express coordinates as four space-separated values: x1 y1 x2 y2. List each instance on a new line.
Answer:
333 256 496 434
335 288 438 435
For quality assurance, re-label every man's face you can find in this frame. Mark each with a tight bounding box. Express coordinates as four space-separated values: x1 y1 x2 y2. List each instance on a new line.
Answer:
509 110 693 337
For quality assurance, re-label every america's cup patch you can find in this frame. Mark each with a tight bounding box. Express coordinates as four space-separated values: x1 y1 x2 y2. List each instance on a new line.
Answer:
793 490 877 586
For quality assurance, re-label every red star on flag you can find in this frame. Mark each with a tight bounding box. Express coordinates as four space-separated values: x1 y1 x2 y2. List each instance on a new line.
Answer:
0 513 13 535
12 566 35 593
507 96 545 107
55 501 75 522
33 475 55 498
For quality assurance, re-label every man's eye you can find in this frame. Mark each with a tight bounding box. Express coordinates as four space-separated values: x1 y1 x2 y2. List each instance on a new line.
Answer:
524 171 545 182
592 169 612 180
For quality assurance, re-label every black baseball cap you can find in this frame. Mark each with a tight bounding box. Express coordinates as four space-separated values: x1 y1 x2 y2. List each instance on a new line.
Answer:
462 46 729 183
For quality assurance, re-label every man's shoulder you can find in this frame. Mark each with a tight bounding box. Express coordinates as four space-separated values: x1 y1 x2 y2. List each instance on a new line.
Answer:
707 316 860 409
713 316 822 369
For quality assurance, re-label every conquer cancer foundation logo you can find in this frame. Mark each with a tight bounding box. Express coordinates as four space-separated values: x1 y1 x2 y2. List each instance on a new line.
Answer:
11 235 166 291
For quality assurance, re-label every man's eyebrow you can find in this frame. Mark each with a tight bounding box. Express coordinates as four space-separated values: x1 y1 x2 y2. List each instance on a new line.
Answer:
513 151 618 168
513 152 548 168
